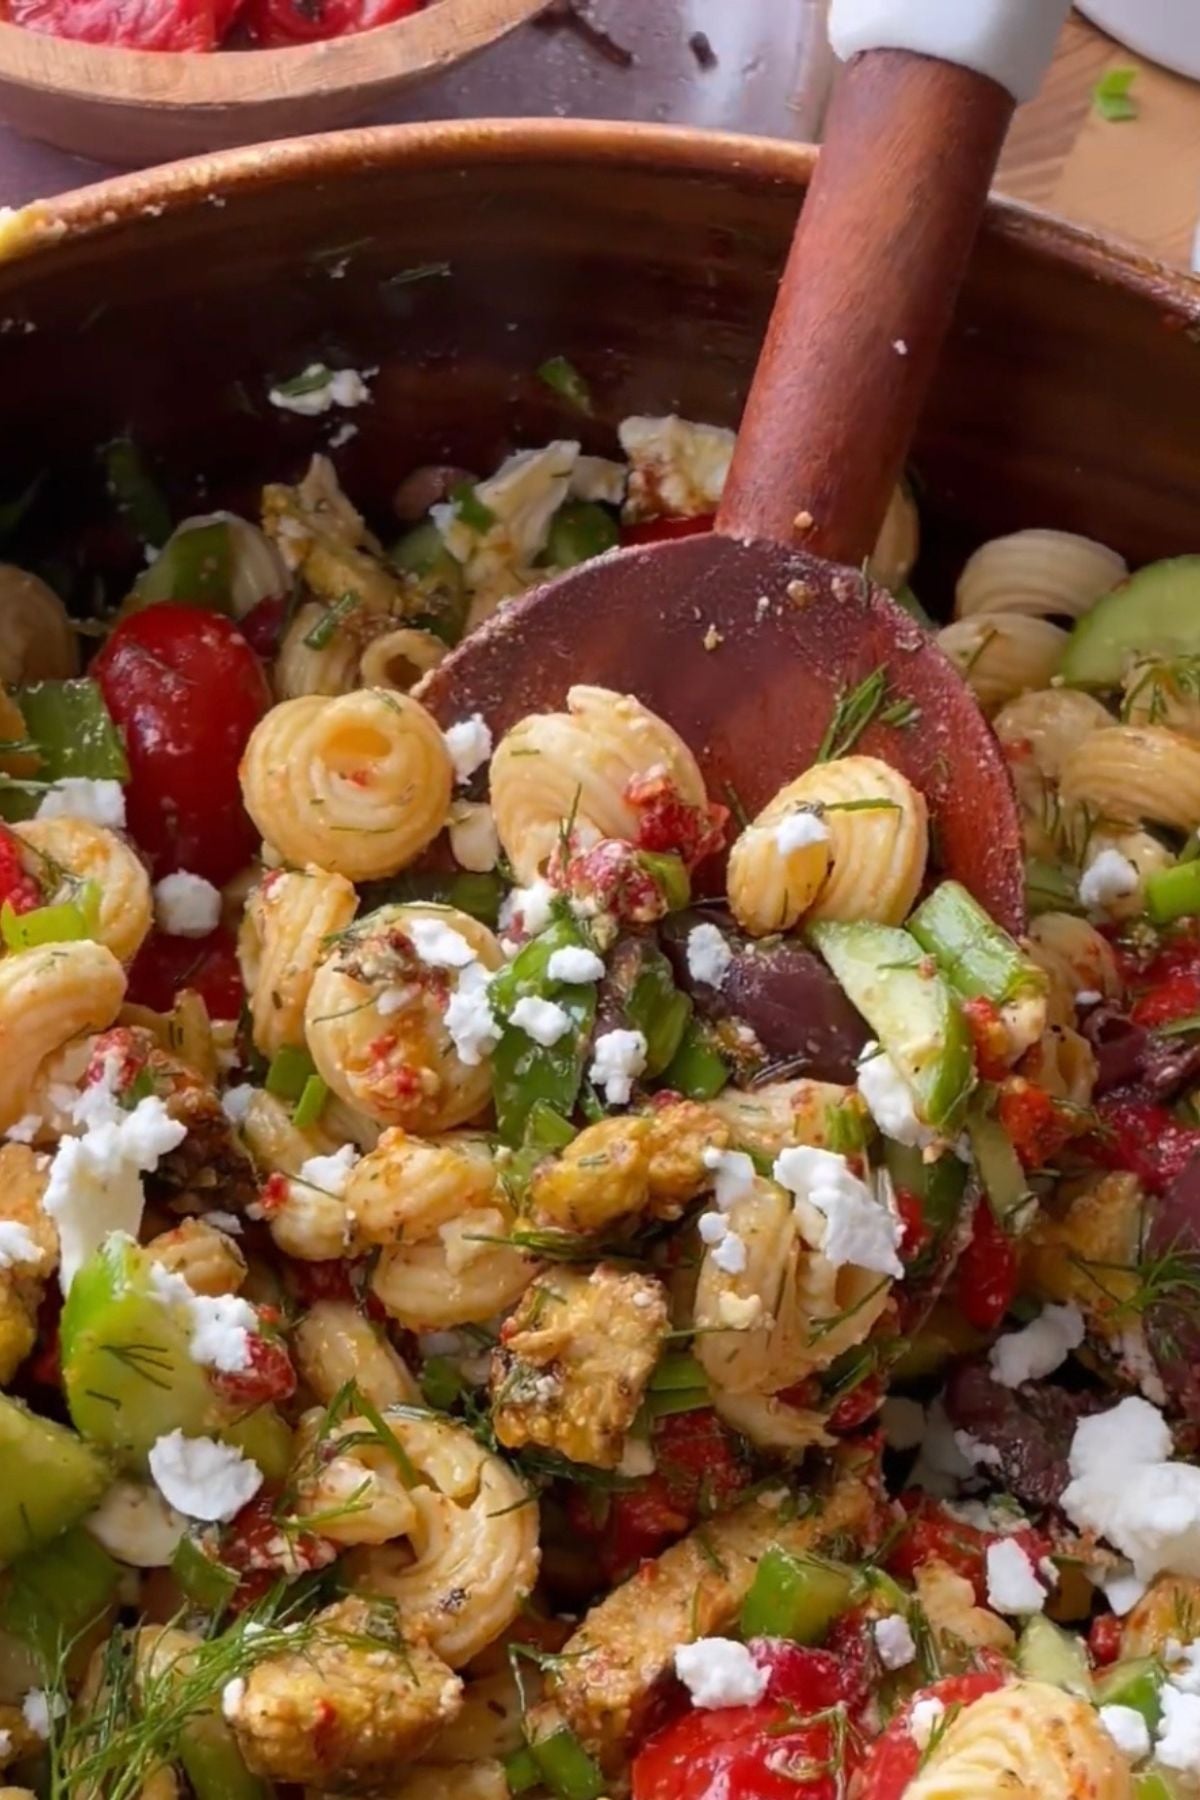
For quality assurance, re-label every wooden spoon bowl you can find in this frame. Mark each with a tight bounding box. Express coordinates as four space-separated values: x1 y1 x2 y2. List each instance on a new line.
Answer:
0 0 547 165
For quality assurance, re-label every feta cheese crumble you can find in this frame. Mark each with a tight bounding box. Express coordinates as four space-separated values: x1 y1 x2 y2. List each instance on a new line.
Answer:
153 870 222 939
149 1263 256 1374
775 810 831 855
874 1614 917 1670
0 1220 40 1269
1061 1397 1200 1582
588 1029 648 1106
510 995 574 1048
985 1538 1048 1614
989 1302 1085 1389
703 1146 757 1211
712 1229 747 1275
36 776 126 829
222 1677 247 1723
686 921 733 989
221 1084 256 1127
881 1396 926 1452
857 1047 934 1148
546 946 605 984
407 916 478 969
909 1695 945 1750
445 962 500 1067
1156 1683 1200 1776
499 879 557 940
443 714 493 785
44 1097 188 1291
268 364 372 416
147 1430 263 1523
773 1144 903 1278
619 415 735 522
22 1688 64 1740
1079 848 1139 913
673 1638 767 1710
297 1144 359 1197
1099 1704 1151 1762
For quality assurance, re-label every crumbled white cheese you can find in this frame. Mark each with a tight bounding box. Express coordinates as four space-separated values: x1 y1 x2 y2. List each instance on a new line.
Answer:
153 870 222 939
698 1211 730 1246
908 1398 976 1497
773 1144 903 1278
985 1538 1047 1614
221 1084 256 1127
712 1229 747 1275
5 1113 41 1143
439 1208 505 1275
268 364 372 416
44 1097 188 1291
717 1291 764 1330
407 916 478 969
617 1436 655 1478
36 776 126 829
874 1614 917 1670
1157 1683 1200 1776
775 810 831 855
222 1677 247 1722
1061 1397 1200 1582
702 1146 757 1212
546 946 605 984
0 1219 40 1269
147 1430 263 1523
85 1476 186 1567
445 962 501 1067
673 1637 767 1710
1118 1323 1168 1407
187 1292 257 1374
989 1302 1085 1389
954 1429 1003 1470
909 1695 945 1750
588 1028 648 1105
22 1687 64 1740
510 995 574 1048
1079 848 1139 912
1101 1570 1147 1617
619 415 735 522
432 442 580 598
857 1048 935 1149
881 1396 926 1452
443 714 493 785
298 1144 359 1198
1076 989 1102 1007
686 922 733 989
499 879 557 940
1098 1705 1150 1765
376 986 412 1016
328 420 358 450
205 1211 242 1236
570 454 626 506
1165 1639 1200 1695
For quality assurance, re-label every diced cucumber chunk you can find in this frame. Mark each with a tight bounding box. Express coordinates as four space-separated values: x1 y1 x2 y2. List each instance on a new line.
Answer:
1093 1656 1165 1730
1060 556 1200 689
1016 1614 1092 1697
966 1107 1034 1234
1135 1770 1185 1800
180 1713 269 1800
807 920 973 1130
0 1526 119 1660
0 1394 110 1566
909 880 1046 1007
740 1547 854 1645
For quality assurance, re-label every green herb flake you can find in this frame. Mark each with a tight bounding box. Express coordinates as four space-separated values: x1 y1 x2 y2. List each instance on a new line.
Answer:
1093 66 1139 122
537 355 594 416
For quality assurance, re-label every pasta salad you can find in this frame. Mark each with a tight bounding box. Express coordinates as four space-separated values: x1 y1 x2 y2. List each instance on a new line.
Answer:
0 410 1196 1800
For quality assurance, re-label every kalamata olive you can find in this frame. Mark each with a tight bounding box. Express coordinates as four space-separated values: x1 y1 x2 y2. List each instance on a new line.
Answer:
661 909 870 1084
1083 1003 1200 1100
942 1359 1104 1509
1146 1146 1200 1417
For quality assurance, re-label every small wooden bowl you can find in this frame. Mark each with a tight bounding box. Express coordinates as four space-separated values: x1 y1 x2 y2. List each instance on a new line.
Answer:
0 0 548 165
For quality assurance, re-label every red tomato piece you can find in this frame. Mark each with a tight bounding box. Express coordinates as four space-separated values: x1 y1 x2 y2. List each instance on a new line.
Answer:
827 1373 886 1434
887 1495 1049 1607
1088 1611 1123 1667
10 0 220 48
655 1408 749 1515
625 769 728 870
1131 966 1200 1030
1089 1092 1200 1197
210 1333 297 1409
894 1187 931 1262
954 1201 1019 1332
213 0 245 33
0 833 42 915
242 0 422 45
92 606 270 886
996 1079 1075 1170
856 1672 1005 1800
127 926 244 1021
623 514 715 546
961 995 1010 1081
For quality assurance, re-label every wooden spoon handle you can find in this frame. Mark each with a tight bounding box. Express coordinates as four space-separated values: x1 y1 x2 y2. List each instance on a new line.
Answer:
716 49 1011 563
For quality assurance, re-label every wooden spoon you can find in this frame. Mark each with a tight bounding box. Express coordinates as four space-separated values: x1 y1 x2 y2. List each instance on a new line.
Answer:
421 0 1073 934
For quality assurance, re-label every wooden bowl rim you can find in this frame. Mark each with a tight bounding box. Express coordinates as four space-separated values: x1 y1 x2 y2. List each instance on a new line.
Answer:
2 117 1199 327
0 0 547 109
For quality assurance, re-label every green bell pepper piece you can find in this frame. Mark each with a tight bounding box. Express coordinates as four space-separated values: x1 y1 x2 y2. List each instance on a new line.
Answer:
489 917 598 1146
171 1533 240 1617
545 500 618 569
623 941 692 1078
390 520 470 647
883 1138 967 1247
966 1104 1035 1234
741 1547 854 1645
530 1724 606 1800
130 519 234 613
180 1712 269 1800
361 868 505 928
1092 1657 1165 1730
909 880 1047 1008
1147 860 1200 926
660 1019 729 1099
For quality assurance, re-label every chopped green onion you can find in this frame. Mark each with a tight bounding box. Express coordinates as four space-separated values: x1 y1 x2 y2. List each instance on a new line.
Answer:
825 1100 870 1156
451 482 496 534
272 363 337 400
525 1099 579 1153
1 882 99 951
637 851 691 913
265 1044 319 1102
537 355 594 416
530 1725 605 1800
644 1386 710 1419
660 1019 729 1100
421 1356 465 1413
740 1546 854 1645
1146 860 1200 926
170 1534 239 1617
292 1074 329 1130
303 590 359 652
0 1525 120 1661
1154 1012 1200 1038
133 519 234 613
649 1352 708 1394
504 1746 542 1795
1093 65 1138 122
102 435 172 549
545 499 617 568
909 879 1046 1007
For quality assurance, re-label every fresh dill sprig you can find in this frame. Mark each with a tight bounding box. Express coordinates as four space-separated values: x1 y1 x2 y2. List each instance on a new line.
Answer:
816 666 920 763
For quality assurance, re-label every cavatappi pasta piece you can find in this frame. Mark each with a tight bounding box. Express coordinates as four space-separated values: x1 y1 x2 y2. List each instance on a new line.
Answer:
1017 1024 1097 1108
240 864 358 1058
121 989 220 1088
993 688 1116 819
240 690 453 881
360 627 447 693
539 1467 871 1769
305 905 504 1133
239 1089 341 1182
489 684 709 885
344 1128 499 1251
229 1596 462 1788
0 940 125 1132
0 566 78 684
292 1299 420 1410
902 1678 1131 1800
290 1406 421 1546
1026 1170 1142 1334
0 1143 56 1384
370 1198 536 1332
447 802 499 875
342 1412 540 1667
1027 913 1122 1026
711 1388 832 1453
642 1099 731 1205
727 755 927 933
143 1217 246 1297
711 1080 859 1157
490 1266 668 1469
867 481 919 593
954 528 1127 622
14 818 152 965
913 1559 1015 1655
273 601 365 701
936 614 1069 714
1120 1575 1200 1659
1061 723 1200 834
1122 657 1200 738
694 1178 892 1398
267 1166 351 1264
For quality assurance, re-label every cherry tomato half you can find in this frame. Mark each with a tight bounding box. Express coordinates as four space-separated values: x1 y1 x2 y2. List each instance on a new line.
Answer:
242 0 422 45
9 0 220 48
856 1672 1005 1800
886 1495 1049 1608
954 1200 1018 1332
127 926 244 1021
92 606 270 886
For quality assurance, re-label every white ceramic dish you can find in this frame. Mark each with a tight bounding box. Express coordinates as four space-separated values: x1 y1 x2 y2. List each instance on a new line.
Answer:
1077 0 1200 81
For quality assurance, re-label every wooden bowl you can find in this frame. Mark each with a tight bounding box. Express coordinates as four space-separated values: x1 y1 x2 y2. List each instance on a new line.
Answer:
0 0 547 165
0 119 1196 598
